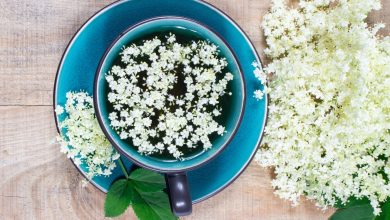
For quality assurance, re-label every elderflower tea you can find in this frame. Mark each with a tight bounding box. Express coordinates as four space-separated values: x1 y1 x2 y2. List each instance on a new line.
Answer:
104 30 235 160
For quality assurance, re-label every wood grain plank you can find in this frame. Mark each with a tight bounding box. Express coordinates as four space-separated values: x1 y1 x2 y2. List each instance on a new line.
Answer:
0 106 333 219
0 0 116 106
0 106 135 220
0 0 389 219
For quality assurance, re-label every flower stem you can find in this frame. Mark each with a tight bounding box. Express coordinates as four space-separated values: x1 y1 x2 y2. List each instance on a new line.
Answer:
118 157 129 179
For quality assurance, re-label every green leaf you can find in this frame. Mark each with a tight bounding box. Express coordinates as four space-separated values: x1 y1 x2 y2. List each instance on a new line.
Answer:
132 190 177 220
105 179 134 217
330 204 375 220
334 197 371 209
129 168 166 192
376 199 390 220
104 169 175 219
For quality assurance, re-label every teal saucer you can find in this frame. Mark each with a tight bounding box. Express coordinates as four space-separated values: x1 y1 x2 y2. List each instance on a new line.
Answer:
54 0 267 203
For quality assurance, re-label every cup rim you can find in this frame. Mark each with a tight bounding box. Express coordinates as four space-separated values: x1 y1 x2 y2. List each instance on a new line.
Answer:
94 16 246 173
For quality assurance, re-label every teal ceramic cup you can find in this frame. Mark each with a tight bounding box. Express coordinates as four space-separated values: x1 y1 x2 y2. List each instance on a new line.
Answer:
94 17 245 216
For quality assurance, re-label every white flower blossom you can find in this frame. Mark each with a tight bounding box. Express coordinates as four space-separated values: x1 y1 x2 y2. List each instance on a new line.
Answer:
256 0 390 215
252 61 268 100
253 90 264 100
106 33 233 159
56 92 119 180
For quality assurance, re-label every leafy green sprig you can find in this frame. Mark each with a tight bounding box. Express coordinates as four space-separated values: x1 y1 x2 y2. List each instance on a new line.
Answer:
330 198 390 220
104 158 177 220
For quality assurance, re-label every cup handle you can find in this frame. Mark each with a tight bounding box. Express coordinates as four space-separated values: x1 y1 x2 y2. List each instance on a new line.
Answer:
165 172 192 216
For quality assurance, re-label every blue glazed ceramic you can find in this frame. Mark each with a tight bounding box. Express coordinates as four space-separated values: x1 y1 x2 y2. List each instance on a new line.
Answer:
95 17 245 172
54 0 267 204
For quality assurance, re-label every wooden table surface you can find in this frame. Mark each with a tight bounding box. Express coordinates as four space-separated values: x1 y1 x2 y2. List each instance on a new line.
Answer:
0 0 389 219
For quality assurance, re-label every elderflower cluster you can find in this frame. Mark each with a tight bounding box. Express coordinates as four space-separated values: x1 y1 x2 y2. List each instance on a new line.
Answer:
252 61 268 100
255 0 390 215
56 92 120 179
106 34 233 159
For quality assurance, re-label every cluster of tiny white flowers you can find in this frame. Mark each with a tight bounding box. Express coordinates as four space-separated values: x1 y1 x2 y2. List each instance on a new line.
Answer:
252 61 268 100
106 33 233 159
255 0 390 215
56 92 120 179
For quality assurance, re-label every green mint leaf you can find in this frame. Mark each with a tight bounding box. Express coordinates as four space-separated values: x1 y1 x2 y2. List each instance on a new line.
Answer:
132 190 177 220
105 179 134 217
330 204 375 220
129 168 165 192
